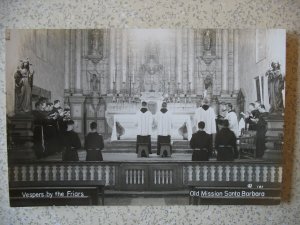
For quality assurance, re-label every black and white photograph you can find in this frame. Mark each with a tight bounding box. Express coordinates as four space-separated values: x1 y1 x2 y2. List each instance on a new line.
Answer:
6 29 285 206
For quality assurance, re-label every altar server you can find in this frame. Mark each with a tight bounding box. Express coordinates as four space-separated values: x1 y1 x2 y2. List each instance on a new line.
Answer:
156 102 172 155
225 103 239 137
194 98 216 135
136 101 153 154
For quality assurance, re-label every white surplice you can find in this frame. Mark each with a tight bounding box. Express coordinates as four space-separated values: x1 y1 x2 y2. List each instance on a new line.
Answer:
225 111 239 137
136 109 153 136
155 110 172 136
194 106 216 134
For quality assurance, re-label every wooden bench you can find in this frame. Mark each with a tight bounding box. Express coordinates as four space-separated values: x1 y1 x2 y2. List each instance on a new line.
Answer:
9 180 105 207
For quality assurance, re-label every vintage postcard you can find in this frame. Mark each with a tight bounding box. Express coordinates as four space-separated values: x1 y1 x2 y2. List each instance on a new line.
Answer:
6 29 285 206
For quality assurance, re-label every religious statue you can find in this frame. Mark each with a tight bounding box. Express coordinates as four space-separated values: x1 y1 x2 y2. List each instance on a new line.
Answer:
204 75 212 90
265 62 284 113
90 30 101 55
14 59 34 113
90 74 100 94
203 30 211 51
86 29 103 64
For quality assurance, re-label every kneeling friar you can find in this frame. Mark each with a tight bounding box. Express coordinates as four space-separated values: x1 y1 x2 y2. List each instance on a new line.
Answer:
190 121 211 161
85 122 104 161
155 102 172 156
136 101 153 154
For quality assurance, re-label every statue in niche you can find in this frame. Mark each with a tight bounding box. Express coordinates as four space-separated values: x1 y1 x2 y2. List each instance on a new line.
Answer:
203 75 213 101
199 30 216 65
141 41 163 92
265 62 284 113
14 59 34 113
87 30 103 64
90 30 101 55
203 30 211 51
90 74 100 94
204 75 213 90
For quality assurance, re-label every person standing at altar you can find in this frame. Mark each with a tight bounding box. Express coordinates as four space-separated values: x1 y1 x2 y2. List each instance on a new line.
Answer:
194 98 216 156
225 103 239 137
136 101 153 155
155 102 172 156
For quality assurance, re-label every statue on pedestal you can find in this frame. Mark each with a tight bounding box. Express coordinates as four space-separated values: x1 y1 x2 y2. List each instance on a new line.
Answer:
265 62 284 114
14 59 34 113
203 30 211 51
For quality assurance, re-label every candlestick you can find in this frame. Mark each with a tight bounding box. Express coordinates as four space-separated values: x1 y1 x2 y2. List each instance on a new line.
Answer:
132 69 135 83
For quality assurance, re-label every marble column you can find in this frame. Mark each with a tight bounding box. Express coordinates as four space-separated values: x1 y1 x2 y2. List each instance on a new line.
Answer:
188 29 194 92
233 29 239 93
176 29 183 91
64 30 70 93
110 29 116 92
75 30 82 94
122 30 127 86
221 29 229 95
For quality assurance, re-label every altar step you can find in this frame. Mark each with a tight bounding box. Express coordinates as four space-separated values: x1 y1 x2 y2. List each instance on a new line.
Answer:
103 140 193 153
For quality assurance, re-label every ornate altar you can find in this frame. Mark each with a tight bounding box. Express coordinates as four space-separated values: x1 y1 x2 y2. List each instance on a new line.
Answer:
105 92 196 141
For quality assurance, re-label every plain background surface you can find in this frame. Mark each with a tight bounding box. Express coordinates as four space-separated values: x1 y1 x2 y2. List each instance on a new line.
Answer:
0 0 299 224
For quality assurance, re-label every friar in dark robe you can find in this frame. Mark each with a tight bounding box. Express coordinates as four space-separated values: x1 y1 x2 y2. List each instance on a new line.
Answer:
62 120 81 161
243 103 260 131
190 121 211 161
32 101 48 158
85 122 104 161
215 120 239 161
43 112 61 156
256 105 268 158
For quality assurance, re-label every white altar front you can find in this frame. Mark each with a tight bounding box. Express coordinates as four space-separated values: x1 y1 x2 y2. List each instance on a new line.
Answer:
105 92 196 141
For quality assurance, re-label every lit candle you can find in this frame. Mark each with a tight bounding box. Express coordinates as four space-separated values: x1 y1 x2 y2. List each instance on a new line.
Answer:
132 69 135 83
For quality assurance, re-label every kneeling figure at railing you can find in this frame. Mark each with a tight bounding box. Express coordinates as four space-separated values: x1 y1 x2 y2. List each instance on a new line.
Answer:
85 122 104 161
190 121 211 161
62 120 81 161
156 102 172 157
215 120 239 161
136 101 153 157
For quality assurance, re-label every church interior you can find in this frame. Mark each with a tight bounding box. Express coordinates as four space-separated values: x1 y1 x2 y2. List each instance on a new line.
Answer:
6 29 285 205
